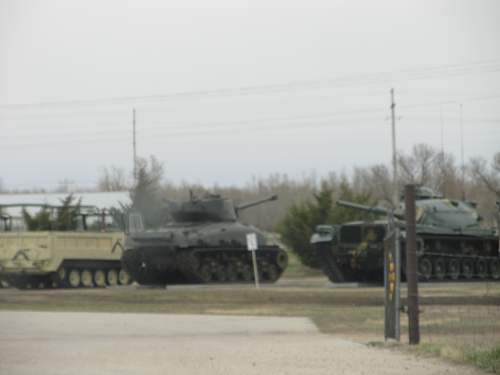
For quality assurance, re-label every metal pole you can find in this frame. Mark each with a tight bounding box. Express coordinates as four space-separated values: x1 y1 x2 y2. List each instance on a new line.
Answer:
390 88 400 340
133 108 137 181
251 250 260 289
405 184 420 345
460 104 465 200
390 88 398 207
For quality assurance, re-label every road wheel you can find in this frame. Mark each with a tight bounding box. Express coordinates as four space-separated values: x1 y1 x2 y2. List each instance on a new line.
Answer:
81 270 94 288
214 263 226 282
37 279 47 289
57 267 67 281
490 259 500 280
276 251 288 270
461 259 474 279
418 257 432 281
107 269 118 286
447 259 460 280
16 279 32 290
239 264 253 282
198 263 214 283
261 264 279 283
433 258 446 280
68 269 81 288
94 270 106 287
118 269 132 285
475 259 488 279
55 267 68 287
225 264 238 282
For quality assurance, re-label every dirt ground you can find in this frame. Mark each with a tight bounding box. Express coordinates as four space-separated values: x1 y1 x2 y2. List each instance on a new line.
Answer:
0 310 485 375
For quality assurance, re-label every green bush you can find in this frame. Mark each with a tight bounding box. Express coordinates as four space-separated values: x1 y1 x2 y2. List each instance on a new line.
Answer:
466 346 500 373
22 194 81 231
277 181 376 269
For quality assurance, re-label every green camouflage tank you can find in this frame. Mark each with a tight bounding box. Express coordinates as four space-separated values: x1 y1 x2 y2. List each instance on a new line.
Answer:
122 194 288 285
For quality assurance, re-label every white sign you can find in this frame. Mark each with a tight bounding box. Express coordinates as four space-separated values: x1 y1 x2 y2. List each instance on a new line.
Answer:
246 233 258 251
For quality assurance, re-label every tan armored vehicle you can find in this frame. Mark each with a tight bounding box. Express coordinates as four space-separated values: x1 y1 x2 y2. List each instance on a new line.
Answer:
0 203 131 289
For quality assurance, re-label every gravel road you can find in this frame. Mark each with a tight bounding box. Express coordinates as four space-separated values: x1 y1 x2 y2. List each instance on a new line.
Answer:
0 311 483 375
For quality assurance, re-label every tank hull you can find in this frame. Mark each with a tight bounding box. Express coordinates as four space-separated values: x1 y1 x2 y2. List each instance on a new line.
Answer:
0 231 132 289
122 244 288 285
313 222 500 283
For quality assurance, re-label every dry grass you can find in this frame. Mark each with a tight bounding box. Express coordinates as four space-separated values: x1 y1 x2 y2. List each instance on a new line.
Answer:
0 278 499 372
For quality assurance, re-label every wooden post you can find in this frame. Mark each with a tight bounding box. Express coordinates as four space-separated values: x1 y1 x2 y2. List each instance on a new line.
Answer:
405 184 420 345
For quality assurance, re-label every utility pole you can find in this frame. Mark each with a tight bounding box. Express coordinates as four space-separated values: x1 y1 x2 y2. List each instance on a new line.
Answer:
133 108 137 182
440 105 445 156
391 88 398 206
460 104 465 200
385 88 401 341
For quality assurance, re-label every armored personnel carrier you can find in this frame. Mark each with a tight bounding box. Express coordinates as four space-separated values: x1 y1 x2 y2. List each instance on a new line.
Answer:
0 203 131 289
311 187 500 283
122 193 288 285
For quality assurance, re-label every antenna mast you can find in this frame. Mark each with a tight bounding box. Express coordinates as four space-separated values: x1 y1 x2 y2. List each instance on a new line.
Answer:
391 88 398 206
460 103 465 200
133 108 137 182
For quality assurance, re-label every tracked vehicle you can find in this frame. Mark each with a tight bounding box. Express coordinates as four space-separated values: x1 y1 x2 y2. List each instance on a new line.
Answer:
0 204 131 289
122 194 288 285
311 187 500 283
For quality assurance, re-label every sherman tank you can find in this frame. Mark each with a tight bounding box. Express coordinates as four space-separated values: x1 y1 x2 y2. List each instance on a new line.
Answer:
0 203 131 289
122 193 288 285
311 187 500 283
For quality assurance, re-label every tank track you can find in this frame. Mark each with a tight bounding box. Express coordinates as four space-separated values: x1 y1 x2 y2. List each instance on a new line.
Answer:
405 234 500 282
123 246 288 286
317 235 500 283
1 260 133 290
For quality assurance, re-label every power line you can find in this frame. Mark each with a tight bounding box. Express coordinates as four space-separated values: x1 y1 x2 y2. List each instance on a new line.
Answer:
1 59 500 110
2 114 498 151
4 107 389 138
3 91 500 135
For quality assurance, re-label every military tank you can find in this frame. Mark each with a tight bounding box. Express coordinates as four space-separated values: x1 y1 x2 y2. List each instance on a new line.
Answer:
122 193 288 285
311 187 500 283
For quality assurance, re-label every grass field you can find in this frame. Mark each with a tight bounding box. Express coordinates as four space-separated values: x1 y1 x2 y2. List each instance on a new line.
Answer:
0 278 499 372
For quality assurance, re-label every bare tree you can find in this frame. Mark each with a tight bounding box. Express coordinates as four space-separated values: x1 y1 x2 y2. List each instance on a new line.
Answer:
55 179 76 193
369 164 395 207
97 166 129 191
398 143 436 186
469 153 500 199
432 152 461 198
130 156 165 228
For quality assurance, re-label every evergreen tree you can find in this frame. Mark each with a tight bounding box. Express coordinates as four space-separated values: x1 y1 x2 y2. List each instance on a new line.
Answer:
54 194 82 231
23 207 52 231
22 194 82 231
278 181 376 268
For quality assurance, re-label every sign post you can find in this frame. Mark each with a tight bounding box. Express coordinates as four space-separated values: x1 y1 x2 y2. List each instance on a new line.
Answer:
384 211 401 341
246 233 260 289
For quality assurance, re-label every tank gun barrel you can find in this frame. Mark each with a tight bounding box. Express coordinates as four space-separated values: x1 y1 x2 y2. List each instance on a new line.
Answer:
336 200 397 217
236 194 278 212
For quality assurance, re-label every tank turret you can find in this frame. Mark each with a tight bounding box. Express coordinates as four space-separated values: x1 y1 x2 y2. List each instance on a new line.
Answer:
337 194 483 232
122 193 288 286
167 194 278 223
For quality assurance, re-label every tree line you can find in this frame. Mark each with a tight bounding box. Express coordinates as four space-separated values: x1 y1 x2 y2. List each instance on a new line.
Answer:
1 143 498 268
2 143 499 230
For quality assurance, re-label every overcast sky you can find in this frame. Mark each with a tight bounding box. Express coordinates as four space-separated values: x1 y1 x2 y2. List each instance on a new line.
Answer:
1 0 499 190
